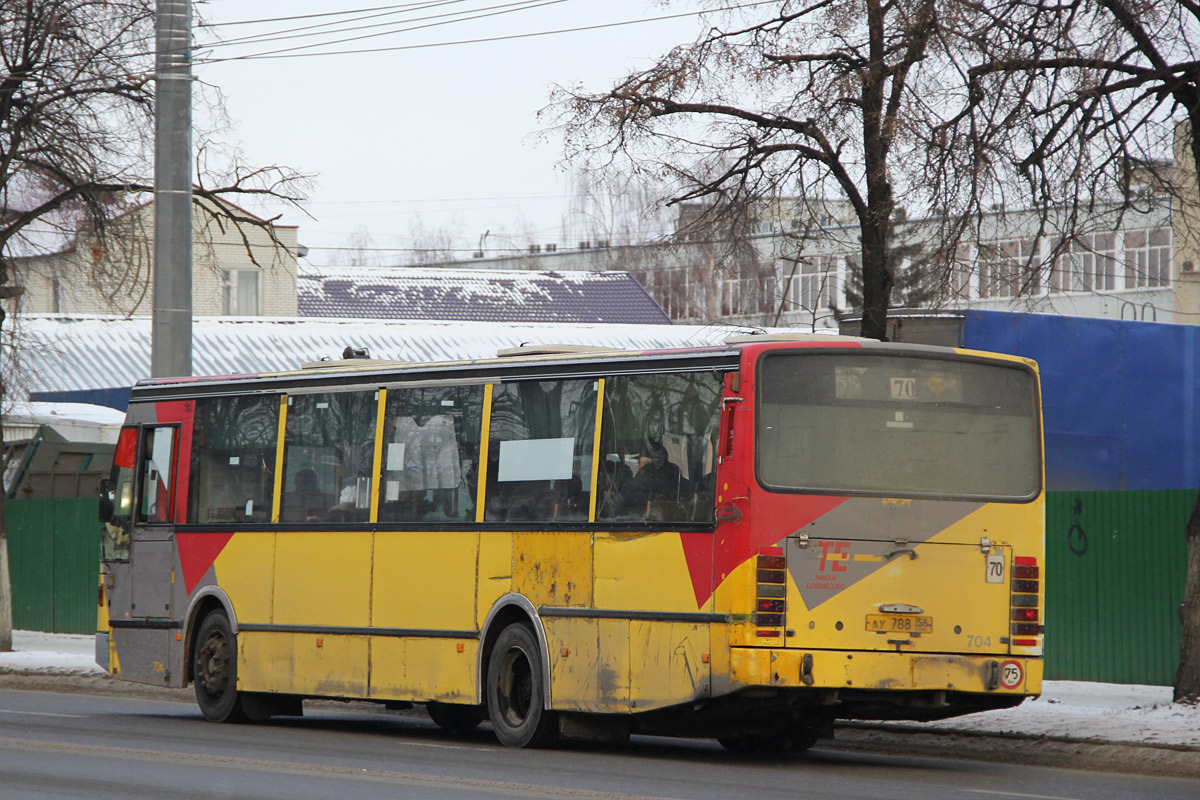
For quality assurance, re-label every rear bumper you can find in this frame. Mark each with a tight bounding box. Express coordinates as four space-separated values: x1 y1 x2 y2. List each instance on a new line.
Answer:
730 646 1042 696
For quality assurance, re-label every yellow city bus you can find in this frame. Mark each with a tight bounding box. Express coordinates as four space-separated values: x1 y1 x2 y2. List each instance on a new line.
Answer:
97 334 1045 750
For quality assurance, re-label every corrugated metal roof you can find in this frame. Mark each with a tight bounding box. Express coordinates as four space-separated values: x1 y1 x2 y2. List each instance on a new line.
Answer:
9 314 769 395
297 267 671 325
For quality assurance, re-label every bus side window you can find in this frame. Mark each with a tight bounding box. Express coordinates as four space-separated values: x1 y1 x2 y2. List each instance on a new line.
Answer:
281 391 376 524
188 395 279 524
484 379 596 523
598 373 722 523
380 384 483 523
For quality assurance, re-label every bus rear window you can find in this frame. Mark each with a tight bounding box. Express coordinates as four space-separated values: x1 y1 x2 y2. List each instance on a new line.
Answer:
757 353 1039 500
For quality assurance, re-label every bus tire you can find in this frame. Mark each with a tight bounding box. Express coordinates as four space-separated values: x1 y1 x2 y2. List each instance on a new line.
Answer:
193 609 247 723
426 701 483 732
486 623 556 748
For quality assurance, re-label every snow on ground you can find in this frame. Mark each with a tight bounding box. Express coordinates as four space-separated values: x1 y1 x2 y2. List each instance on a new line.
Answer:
894 681 1200 749
2 632 1197 748
1 631 102 675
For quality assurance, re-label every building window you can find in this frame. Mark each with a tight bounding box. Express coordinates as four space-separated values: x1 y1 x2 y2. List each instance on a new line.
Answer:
1050 233 1122 295
1124 228 1171 289
949 247 972 299
721 276 740 316
221 269 261 315
791 256 838 311
980 240 1019 298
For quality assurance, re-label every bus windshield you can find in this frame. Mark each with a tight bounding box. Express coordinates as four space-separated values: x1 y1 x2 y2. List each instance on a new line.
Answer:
757 352 1040 500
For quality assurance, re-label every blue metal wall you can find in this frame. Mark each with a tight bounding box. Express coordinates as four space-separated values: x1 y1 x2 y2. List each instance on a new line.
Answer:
962 310 1200 492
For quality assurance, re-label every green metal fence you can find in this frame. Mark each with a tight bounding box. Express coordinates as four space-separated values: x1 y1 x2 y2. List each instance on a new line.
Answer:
1045 489 1192 686
6 498 100 635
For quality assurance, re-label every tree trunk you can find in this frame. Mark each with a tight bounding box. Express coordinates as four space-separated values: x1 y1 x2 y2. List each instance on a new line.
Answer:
1173 115 1200 705
858 223 893 341
856 0 894 342
1175 488 1200 703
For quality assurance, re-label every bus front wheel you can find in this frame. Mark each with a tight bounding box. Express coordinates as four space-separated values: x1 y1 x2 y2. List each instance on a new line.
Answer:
193 610 247 723
486 623 556 748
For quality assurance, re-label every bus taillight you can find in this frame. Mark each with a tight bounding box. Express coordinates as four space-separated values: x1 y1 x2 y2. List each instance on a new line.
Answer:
754 550 786 635
1010 556 1042 642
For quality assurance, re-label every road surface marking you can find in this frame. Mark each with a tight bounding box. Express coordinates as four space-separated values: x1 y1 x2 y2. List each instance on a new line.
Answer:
0 710 86 718
964 790 1082 800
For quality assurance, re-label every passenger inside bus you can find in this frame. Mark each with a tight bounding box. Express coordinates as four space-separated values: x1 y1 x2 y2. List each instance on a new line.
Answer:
619 438 693 520
283 468 334 521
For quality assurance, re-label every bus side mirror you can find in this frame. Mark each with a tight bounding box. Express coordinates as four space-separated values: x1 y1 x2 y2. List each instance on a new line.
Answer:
98 478 115 522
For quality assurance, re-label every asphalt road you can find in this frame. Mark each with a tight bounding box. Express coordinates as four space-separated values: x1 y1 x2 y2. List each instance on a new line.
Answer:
1 689 1197 800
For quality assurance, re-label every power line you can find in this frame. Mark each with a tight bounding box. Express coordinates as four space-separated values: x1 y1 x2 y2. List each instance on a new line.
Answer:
201 0 563 53
196 1 471 28
306 194 566 205
196 1 781 64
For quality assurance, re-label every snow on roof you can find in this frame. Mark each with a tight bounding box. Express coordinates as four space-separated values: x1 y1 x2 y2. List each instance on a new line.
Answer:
6 401 127 426
297 267 672 325
10 314 768 394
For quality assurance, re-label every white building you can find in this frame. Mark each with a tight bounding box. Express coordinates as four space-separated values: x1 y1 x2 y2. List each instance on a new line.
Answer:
8 196 303 318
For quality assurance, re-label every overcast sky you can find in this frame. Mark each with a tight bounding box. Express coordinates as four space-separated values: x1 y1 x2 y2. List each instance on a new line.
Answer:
194 1 711 266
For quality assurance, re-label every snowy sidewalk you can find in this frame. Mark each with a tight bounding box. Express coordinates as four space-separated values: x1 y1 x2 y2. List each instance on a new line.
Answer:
2 631 1197 749
1 630 102 676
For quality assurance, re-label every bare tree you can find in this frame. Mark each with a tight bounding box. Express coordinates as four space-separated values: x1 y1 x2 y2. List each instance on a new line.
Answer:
0 0 309 652
333 225 381 268
562 170 674 248
553 0 978 340
405 215 462 266
937 0 1200 705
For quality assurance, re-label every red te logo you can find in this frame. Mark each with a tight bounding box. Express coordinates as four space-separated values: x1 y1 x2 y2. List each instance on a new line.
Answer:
818 540 850 572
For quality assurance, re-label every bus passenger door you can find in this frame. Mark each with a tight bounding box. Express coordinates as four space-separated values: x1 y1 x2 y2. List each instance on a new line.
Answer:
108 424 184 686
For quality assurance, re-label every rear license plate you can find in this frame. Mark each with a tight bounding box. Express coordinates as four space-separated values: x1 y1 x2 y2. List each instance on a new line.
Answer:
866 614 933 633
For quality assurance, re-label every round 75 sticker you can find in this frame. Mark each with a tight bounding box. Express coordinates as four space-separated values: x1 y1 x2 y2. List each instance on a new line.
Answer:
1000 660 1024 689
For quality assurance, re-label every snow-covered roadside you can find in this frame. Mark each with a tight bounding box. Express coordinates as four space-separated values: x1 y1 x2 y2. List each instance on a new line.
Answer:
0 630 102 675
894 681 1200 749
2 631 1197 749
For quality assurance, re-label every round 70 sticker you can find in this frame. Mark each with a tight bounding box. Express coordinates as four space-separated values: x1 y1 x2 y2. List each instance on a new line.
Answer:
1000 660 1024 689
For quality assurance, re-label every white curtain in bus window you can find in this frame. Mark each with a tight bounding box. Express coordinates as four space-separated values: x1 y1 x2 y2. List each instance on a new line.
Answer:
484 380 596 523
138 426 177 523
187 395 279 524
380 384 483 523
282 391 377 523
597 372 722 523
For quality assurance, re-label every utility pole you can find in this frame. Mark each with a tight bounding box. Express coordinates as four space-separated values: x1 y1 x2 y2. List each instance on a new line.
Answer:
153 0 192 378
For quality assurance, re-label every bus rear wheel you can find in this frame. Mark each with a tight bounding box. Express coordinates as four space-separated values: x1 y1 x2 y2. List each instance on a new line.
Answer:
486 623 556 748
193 610 247 723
